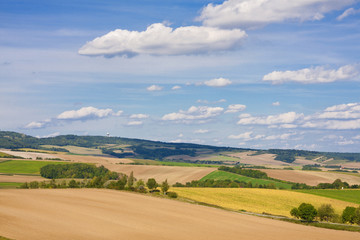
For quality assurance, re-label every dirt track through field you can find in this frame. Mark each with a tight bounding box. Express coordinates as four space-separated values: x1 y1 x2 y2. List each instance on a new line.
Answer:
1 189 358 240
260 169 360 186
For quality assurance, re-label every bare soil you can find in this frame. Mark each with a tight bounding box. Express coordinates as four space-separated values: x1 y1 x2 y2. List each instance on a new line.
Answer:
0 174 46 183
0 150 59 160
260 169 360 186
0 189 358 240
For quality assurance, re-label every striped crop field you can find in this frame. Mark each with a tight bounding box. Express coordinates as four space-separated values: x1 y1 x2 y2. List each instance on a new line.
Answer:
173 188 357 217
201 170 292 189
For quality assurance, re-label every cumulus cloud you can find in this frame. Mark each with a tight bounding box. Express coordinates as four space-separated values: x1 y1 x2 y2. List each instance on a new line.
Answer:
147 85 163 91
130 114 149 119
228 131 253 140
194 129 209 134
172 85 182 90
202 77 232 87
127 121 143 126
198 0 356 29
78 23 247 57
239 102 360 130
162 105 224 122
263 64 360 84
272 102 280 106
337 8 360 20
25 106 123 129
225 104 246 113
57 106 122 120
265 133 296 140
237 112 303 125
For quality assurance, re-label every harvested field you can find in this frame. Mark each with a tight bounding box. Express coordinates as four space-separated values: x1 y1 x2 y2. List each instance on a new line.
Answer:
259 169 360 186
58 153 133 165
0 189 359 240
226 151 286 166
0 174 45 183
0 150 59 160
104 165 216 184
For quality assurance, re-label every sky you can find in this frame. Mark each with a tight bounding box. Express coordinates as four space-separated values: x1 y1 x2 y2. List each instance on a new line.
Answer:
1 0 360 152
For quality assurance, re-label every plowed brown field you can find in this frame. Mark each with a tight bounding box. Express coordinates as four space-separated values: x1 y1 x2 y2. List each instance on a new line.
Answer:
1 189 358 240
260 169 360 186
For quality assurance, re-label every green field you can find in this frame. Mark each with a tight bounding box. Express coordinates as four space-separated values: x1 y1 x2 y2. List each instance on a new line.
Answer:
0 182 22 189
0 152 17 158
0 160 68 174
201 170 292 189
296 189 360 204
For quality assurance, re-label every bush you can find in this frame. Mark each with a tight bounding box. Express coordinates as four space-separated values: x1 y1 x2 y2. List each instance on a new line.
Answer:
291 203 317 222
317 204 336 222
342 206 357 224
167 191 178 198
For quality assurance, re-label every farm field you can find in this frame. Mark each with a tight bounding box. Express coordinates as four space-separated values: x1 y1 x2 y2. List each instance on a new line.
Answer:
0 189 359 240
173 188 357 217
201 170 292 189
0 182 22 189
296 189 360 204
0 160 68 175
0 174 46 183
105 164 216 184
225 151 285 166
57 153 133 165
43 145 104 155
0 149 60 160
259 169 360 186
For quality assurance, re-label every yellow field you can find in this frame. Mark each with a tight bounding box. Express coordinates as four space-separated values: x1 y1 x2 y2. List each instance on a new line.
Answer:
173 188 357 217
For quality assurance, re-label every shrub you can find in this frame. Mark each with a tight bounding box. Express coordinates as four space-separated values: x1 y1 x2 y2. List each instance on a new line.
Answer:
317 204 336 222
342 206 357 224
290 203 317 222
167 191 178 198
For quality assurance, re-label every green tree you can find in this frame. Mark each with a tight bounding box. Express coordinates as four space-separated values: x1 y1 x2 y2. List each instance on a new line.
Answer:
342 206 357 224
317 204 336 222
161 179 169 194
29 181 39 189
146 178 158 192
127 171 135 189
68 179 78 188
290 207 300 219
297 203 317 222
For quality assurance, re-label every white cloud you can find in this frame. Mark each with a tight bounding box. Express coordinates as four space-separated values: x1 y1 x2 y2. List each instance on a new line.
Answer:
78 23 247 57
198 0 356 29
272 101 280 106
225 104 246 113
194 129 209 134
263 64 360 84
337 8 360 20
127 121 143 126
162 105 224 122
203 77 232 87
353 135 360 140
25 106 123 129
338 140 355 145
172 85 182 90
57 106 122 120
265 133 295 140
38 132 61 138
197 99 227 104
237 112 303 125
130 114 149 119
228 131 253 140
147 85 163 91
25 121 47 129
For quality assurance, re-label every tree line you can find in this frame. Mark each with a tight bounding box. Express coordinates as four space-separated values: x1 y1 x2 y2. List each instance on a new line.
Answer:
173 179 279 189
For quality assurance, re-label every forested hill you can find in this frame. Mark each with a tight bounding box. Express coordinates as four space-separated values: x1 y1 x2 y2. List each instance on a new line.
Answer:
0 131 359 162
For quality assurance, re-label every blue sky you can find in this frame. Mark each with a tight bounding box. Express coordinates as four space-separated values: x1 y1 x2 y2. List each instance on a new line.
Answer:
1 0 360 152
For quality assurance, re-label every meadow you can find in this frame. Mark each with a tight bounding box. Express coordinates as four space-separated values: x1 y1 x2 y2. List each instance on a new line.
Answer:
0 182 22 189
201 170 292 189
0 160 68 175
173 188 357 217
296 189 360 204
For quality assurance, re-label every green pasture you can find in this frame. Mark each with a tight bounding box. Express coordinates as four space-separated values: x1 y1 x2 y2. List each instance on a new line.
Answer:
201 170 292 189
296 189 360 204
0 160 68 175
0 182 22 189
